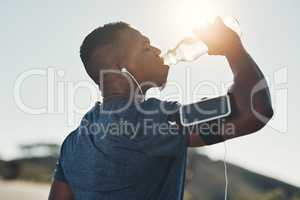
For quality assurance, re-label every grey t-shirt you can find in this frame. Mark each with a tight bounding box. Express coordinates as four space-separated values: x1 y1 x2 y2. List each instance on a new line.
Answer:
53 97 189 200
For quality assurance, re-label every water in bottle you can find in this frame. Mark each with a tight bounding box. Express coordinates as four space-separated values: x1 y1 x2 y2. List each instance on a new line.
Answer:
163 17 242 66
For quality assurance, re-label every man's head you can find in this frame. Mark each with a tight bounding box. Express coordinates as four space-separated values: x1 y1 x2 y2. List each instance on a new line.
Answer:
80 22 169 94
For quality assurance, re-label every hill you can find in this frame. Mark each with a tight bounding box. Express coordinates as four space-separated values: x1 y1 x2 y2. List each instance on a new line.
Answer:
0 150 299 200
185 151 300 200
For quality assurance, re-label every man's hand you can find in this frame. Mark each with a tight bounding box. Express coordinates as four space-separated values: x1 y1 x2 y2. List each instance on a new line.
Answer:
194 17 242 56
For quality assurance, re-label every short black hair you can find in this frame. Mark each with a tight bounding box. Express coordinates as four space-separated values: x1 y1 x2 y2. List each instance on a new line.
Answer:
80 22 130 84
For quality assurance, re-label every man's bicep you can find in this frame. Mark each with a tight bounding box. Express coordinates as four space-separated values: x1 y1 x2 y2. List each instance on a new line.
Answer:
49 180 73 200
221 112 264 140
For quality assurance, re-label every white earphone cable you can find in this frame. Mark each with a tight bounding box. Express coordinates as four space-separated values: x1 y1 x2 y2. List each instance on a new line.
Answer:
223 141 228 200
121 68 144 101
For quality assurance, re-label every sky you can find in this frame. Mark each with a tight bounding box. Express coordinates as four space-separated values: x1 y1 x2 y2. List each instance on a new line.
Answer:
1 0 299 187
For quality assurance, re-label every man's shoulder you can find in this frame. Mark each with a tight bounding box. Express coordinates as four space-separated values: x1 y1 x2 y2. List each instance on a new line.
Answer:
143 98 180 111
60 128 79 152
141 98 181 118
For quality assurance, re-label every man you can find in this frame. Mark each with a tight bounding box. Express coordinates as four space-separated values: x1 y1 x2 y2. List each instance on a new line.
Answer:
49 18 273 200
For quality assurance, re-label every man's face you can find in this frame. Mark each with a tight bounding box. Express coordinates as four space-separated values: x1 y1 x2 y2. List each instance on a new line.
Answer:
120 27 169 90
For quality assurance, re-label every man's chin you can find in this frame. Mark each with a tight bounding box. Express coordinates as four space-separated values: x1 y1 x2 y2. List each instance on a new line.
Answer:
155 65 169 91
159 82 166 91
158 76 168 91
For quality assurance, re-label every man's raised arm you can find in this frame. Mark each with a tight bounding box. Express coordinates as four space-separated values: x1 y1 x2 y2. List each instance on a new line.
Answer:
188 17 273 147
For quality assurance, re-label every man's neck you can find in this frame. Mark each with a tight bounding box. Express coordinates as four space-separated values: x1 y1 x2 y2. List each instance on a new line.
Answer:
102 88 145 103
101 75 147 103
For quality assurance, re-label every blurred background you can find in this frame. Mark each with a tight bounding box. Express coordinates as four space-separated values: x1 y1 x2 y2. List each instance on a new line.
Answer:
1 0 299 199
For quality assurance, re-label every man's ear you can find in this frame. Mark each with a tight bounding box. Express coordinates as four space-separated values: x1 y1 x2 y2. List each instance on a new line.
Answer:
85 44 120 84
89 44 117 69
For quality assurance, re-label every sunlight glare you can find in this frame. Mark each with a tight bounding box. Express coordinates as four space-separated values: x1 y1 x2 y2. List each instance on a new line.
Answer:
174 0 223 37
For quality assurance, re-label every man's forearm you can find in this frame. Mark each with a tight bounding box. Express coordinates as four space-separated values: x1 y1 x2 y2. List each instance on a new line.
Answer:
226 43 266 86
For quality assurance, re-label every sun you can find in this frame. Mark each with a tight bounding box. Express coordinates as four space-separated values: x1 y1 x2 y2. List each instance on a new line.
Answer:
173 0 224 36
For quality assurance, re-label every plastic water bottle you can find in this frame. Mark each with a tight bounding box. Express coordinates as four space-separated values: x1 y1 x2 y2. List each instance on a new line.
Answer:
163 17 242 66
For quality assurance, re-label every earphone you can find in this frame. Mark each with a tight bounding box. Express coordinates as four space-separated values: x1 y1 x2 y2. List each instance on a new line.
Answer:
121 67 144 101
